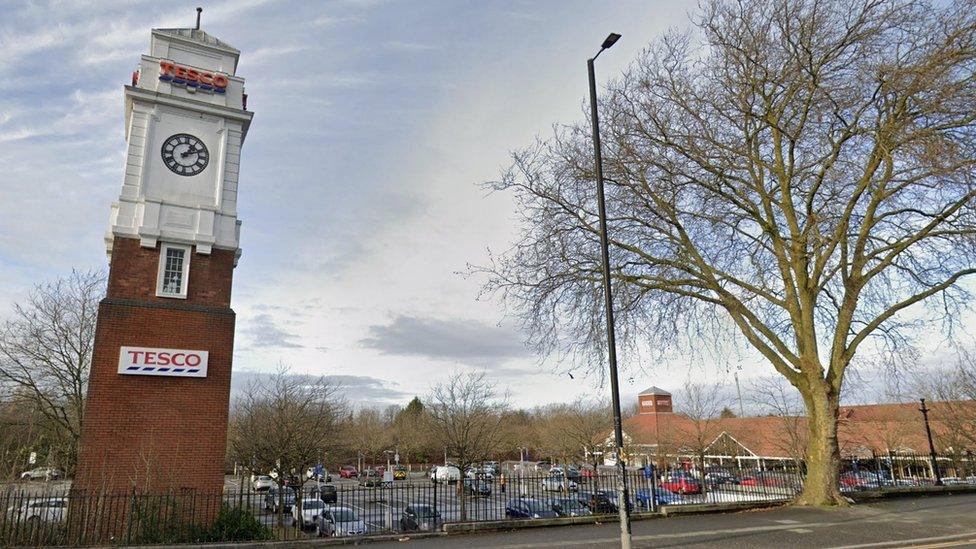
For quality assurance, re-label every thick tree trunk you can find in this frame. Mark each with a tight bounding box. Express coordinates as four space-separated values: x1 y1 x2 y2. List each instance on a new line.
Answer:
796 386 847 506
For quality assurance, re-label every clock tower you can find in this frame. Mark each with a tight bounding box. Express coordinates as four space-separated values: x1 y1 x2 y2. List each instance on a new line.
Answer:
74 23 252 495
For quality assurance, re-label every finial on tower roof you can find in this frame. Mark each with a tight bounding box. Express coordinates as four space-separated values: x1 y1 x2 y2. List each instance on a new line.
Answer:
195 7 202 30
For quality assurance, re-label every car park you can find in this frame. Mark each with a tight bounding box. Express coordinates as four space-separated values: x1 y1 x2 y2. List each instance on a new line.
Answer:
704 470 739 486
551 497 591 517
660 472 702 494
264 487 296 513
306 467 332 483
252 475 275 491
399 504 441 532
359 469 383 487
463 478 492 496
635 488 682 509
338 466 358 479
430 465 461 484
315 506 367 537
505 498 559 519
466 466 494 482
292 498 326 529
309 484 337 504
541 473 578 492
6 498 68 522
20 468 62 481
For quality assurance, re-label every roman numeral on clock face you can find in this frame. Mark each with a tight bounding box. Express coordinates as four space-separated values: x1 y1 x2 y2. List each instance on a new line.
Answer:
160 133 209 176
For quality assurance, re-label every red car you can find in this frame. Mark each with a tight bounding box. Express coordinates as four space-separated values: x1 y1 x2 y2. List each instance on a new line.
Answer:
580 467 597 479
660 473 702 494
339 465 358 478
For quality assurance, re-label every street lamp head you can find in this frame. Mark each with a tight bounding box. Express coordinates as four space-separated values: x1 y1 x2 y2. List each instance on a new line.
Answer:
601 33 621 49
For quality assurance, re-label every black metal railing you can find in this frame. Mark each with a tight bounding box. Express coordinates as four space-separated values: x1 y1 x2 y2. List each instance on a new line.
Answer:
1 457 968 546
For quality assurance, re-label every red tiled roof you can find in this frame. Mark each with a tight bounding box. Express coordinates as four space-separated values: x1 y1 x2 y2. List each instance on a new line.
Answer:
621 400 975 459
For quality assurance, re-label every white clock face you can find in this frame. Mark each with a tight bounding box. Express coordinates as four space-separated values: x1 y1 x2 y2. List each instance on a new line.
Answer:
161 133 209 176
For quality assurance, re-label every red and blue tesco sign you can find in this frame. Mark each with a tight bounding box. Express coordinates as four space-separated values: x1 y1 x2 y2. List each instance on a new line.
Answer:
158 61 228 94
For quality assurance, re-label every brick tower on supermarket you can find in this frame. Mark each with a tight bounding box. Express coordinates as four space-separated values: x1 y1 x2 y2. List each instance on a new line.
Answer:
74 20 252 495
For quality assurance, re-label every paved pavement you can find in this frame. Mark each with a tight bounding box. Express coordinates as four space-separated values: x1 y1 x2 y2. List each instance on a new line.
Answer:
366 493 976 548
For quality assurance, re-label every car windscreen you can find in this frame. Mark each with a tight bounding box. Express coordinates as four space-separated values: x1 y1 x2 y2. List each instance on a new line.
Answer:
333 509 359 521
303 501 325 509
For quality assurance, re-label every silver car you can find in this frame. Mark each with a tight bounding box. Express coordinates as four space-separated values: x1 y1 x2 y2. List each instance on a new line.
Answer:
541 474 578 492
20 468 62 481
7 498 68 522
293 498 326 529
315 506 367 537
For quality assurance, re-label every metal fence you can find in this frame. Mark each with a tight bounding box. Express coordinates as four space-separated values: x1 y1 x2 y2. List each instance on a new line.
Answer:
0 455 964 547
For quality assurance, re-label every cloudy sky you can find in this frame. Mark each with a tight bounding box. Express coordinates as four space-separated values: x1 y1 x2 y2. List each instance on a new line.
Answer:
0 0 970 409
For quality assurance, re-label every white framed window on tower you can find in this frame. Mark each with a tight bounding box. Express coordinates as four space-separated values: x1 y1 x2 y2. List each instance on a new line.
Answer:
156 243 191 299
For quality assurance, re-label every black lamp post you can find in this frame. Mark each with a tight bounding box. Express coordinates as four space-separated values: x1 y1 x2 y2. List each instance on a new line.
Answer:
919 398 943 486
588 31 632 549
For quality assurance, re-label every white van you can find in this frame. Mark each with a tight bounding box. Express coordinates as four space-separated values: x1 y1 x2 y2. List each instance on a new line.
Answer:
430 465 461 484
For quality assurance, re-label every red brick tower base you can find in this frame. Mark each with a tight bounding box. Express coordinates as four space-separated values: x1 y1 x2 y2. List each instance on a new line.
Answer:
74 236 235 495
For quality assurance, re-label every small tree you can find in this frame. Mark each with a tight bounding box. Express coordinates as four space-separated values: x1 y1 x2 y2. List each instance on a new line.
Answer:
0 269 104 474
425 372 509 521
229 367 345 525
750 376 808 464
676 381 727 492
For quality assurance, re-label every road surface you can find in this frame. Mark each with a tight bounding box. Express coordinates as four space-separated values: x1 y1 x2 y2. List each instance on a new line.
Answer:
368 493 976 548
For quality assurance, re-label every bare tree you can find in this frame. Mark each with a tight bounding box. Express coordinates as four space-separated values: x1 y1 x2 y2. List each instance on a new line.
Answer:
425 372 509 521
478 0 976 504
537 398 613 471
0 269 104 473
229 367 345 525
750 376 808 463
675 381 727 491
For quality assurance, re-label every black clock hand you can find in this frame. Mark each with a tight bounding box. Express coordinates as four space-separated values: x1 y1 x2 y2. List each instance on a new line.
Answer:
180 147 203 158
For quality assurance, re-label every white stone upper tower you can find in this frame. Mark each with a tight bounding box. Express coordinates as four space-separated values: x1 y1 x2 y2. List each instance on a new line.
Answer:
107 24 253 263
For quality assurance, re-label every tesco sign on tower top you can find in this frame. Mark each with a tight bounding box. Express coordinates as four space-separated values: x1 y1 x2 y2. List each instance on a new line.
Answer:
118 346 208 378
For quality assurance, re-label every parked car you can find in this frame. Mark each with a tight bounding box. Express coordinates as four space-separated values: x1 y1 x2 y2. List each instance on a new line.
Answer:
463 478 492 496
660 472 702 494
20 468 62 481
252 475 275 491
6 498 68 522
315 506 367 537
338 466 358 479
310 484 337 504
359 469 383 487
565 466 582 482
580 466 597 479
551 497 591 517
577 491 617 514
293 498 326 529
537 461 552 471
635 488 682 509
399 504 441 532
542 473 578 492
393 465 408 480
264 487 296 513
505 498 559 519
704 471 739 486
485 461 501 475
430 465 462 484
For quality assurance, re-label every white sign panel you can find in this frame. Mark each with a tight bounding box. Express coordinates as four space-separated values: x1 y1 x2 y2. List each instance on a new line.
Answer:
118 346 208 378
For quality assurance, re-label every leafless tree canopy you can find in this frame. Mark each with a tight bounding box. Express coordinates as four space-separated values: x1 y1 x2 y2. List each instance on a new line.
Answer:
229 367 345 522
479 0 976 504
425 372 509 520
0 269 104 472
